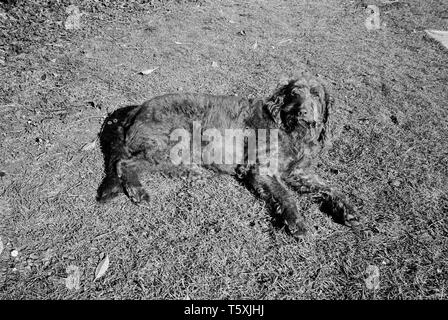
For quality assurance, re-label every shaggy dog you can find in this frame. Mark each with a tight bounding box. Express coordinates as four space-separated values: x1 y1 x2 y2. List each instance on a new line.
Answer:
96 72 362 238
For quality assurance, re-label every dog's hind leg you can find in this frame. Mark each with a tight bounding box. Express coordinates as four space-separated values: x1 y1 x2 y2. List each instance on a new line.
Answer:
284 168 362 235
116 157 150 204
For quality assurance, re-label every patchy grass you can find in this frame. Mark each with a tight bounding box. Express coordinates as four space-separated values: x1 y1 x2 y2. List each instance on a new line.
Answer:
0 0 447 299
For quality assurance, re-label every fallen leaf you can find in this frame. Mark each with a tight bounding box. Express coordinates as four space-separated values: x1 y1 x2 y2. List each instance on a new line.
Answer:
425 30 448 50
0 200 12 219
278 38 293 45
64 5 84 30
11 249 18 257
65 265 81 290
212 61 218 68
139 67 159 75
365 265 380 290
81 140 96 151
94 254 110 281
253 41 258 49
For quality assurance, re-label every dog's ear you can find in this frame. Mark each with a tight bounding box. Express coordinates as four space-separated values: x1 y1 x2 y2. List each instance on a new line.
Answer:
323 85 334 124
318 85 334 145
264 79 294 124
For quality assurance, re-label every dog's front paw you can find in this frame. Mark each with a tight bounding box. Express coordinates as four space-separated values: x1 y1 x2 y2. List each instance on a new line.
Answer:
125 185 150 204
285 218 307 239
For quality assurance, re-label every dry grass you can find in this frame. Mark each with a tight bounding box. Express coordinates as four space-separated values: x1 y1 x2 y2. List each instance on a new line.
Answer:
0 0 447 299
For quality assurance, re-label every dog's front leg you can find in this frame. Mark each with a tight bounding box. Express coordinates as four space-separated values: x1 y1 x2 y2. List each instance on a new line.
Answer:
116 158 150 203
284 168 362 234
237 166 307 238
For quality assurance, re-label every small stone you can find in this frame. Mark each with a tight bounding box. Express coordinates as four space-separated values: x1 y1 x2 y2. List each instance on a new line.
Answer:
391 180 400 187
11 249 19 257
365 265 380 290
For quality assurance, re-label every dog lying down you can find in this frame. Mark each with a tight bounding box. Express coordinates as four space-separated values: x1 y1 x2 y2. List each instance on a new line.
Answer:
96 72 362 239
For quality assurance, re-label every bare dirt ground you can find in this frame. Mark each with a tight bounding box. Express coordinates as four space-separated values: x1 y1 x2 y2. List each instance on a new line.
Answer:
0 0 447 299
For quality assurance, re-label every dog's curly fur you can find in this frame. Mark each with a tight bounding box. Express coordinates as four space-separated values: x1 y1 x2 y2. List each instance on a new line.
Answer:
96 72 362 238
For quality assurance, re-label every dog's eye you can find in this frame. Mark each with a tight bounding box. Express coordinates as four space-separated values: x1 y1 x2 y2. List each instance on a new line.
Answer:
310 87 320 96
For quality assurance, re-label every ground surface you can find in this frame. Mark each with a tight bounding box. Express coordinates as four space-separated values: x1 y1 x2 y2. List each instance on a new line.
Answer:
0 0 447 299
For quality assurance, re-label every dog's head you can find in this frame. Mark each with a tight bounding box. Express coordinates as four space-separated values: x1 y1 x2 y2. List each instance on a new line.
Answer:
264 72 334 142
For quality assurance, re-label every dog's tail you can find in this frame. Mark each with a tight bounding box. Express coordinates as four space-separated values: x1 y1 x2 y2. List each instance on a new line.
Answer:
96 104 142 202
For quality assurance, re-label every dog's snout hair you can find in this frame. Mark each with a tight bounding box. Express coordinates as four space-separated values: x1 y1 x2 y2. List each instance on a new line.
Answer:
96 71 363 239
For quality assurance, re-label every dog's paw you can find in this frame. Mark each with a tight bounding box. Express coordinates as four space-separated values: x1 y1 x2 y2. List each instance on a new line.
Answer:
285 218 307 239
96 175 123 203
126 185 150 204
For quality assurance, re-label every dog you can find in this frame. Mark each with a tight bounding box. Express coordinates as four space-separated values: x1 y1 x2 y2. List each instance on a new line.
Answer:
96 72 362 238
